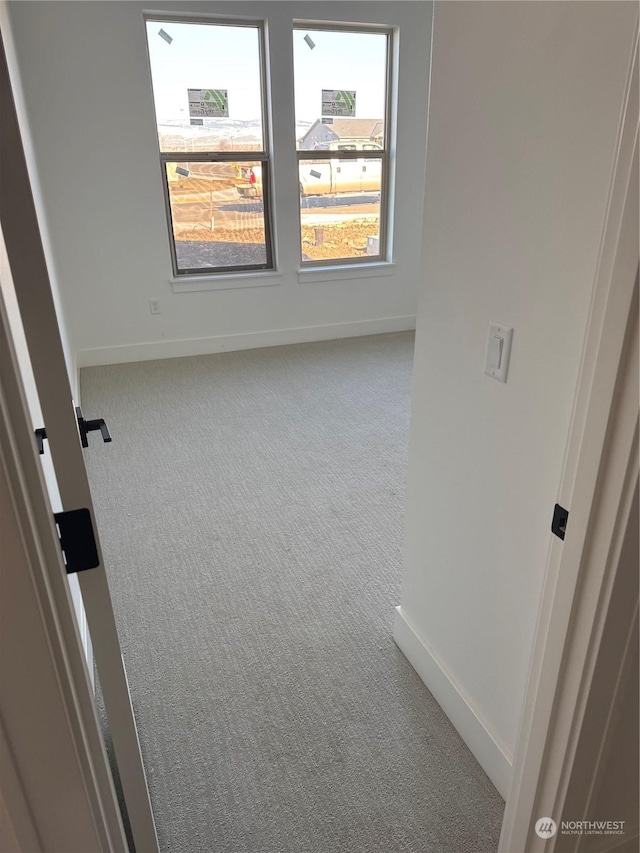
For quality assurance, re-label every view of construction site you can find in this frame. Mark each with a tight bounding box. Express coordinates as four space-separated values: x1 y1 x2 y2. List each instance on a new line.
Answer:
148 21 387 272
164 143 383 271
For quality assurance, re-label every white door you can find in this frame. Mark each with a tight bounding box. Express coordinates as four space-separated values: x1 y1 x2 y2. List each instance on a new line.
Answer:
0 35 159 853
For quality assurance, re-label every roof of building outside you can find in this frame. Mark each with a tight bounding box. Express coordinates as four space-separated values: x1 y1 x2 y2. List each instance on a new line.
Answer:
300 118 384 142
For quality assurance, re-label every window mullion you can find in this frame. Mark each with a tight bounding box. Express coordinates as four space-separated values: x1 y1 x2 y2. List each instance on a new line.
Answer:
295 150 384 161
161 151 267 163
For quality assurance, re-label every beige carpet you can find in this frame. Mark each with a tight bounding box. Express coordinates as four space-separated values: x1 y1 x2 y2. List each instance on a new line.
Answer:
82 332 503 853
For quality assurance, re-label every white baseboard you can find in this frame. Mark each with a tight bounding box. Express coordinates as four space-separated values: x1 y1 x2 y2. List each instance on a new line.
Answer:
393 605 513 800
76 315 416 368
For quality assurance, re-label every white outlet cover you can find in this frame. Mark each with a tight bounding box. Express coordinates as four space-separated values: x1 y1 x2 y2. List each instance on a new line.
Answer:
485 323 513 382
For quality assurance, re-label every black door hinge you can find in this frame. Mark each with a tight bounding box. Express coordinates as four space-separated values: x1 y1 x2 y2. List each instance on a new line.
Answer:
551 503 569 541
53 508 100 574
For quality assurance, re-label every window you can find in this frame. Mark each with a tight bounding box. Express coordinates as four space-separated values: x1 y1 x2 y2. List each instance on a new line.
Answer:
145 19 394 278
145 19 274 276
294 27 390 266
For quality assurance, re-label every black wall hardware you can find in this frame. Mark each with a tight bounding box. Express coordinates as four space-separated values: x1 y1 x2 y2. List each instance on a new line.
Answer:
35 407 111 454
34 426 47 455
552 503 569 540
75 407 112 448
53 508 99 574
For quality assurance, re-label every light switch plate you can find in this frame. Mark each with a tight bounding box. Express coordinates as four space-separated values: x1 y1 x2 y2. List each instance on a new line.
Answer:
485 323 513 382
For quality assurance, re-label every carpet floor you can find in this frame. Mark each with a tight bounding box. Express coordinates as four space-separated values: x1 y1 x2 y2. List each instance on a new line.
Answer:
82 332 504 853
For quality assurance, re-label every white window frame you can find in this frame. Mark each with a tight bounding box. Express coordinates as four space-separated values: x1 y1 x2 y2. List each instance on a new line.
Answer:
293 23 394 268
144 16 396 283
144 15 276 277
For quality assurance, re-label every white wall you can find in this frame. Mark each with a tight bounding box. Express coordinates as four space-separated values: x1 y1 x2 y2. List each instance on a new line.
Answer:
6 0 431 367
394 0 638 799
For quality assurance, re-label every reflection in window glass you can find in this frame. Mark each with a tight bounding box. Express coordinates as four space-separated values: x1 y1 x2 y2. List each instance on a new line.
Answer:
146 21 264 153
166 162 269 272
299 159 381 263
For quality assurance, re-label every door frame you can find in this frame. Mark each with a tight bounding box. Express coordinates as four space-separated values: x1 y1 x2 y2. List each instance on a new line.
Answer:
0 26 159 853
1 282 128 851
499 32 639 853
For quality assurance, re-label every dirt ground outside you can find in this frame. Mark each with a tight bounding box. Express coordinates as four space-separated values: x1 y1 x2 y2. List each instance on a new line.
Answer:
300 220 379 260
168 174 381 264
174 219 379 263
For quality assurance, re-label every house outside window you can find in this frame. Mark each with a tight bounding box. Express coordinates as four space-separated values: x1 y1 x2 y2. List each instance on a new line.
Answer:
297 119 384 151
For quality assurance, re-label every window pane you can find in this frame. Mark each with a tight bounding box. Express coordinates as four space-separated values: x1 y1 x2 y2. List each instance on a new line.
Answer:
146 21 264 153
299 157 382 262
293 29 387 151
166 161 269 272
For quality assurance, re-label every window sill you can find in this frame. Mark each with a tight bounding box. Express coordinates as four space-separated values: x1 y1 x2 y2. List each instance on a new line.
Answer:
171 271 283 293
297 262 395 284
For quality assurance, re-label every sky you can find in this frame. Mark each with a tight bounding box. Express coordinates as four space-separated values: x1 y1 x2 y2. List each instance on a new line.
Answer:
146 20 387 137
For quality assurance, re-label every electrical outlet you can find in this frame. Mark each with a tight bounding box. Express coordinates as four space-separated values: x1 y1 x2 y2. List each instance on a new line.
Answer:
149 300 161 315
